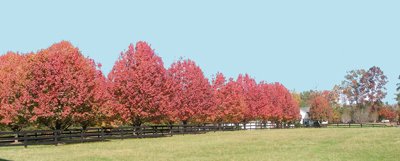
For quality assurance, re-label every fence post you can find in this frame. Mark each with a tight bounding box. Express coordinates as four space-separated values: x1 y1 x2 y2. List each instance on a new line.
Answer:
139 126 143 138
23 132 27 148
361 124 363 128
35 132 38 143
348 123 350 128
120 128 124 140
54 130 58 146
80 129 84 143
101 128 105 141
169 125 172 136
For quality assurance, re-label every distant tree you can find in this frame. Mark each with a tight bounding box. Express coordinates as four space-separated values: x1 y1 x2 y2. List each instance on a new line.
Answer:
108 42 171 127
29 41 105 130
331 107 341 123
360 66 388 108
378 106 397 122
340 69 366 105
299 90 315 107
168 59 214 124
339 66 388 123
330 85 342 105
0 52 33 131
309 93 333 122
291 91 301 108
320 90 341 107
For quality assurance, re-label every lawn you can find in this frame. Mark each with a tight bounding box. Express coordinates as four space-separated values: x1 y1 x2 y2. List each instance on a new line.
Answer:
1 128 399 161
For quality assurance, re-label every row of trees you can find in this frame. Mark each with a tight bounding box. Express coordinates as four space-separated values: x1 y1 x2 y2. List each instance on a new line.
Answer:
296 66 400 123
0 41 300 131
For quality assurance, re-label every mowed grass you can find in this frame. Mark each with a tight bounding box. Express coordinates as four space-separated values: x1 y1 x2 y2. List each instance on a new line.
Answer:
1 128 400 161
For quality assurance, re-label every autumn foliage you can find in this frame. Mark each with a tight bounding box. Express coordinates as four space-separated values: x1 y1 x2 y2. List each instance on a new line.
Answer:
28 41 106 130
378 106 397 122
212 74 246 123
168 59 215 124
0 40 301 130
309 93 333 122
260 82 299 123
0 52 33 131
108 42 171 126
211 74 300 126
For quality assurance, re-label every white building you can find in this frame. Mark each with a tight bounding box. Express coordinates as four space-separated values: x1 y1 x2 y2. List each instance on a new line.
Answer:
300 107 310 124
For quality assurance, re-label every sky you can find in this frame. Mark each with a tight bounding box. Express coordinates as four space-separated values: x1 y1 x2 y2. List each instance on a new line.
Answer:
0 1 399 103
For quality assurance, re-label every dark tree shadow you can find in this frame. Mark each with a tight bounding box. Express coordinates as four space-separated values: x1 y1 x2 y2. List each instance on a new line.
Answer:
0 158 12 161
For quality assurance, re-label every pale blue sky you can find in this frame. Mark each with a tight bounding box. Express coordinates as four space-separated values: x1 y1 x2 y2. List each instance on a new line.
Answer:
1 1 399 103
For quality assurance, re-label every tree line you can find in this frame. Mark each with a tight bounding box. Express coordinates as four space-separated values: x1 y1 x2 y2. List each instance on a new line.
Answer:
294 66 400 123
0 41 299 132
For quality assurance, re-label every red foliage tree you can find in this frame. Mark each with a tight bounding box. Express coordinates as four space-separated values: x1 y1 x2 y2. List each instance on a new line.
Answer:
309 93 333 122
221 78 247 123
236 74 260 127
258 82 273 122
108 42 171 126
0 52 33 131
168 59 214 124
281 88 300 122
29 41 106 130
261 83 299 125
211 72 227 123
212 73 246 124
265 83 284 123
378 106 397 122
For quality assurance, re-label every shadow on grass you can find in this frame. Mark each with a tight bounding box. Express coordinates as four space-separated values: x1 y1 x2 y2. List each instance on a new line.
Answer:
0 158 11 161
0 135 173 147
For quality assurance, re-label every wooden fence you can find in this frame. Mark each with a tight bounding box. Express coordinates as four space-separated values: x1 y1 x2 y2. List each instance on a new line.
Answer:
326 123 387 128
0 125 237 148
0 123 392 148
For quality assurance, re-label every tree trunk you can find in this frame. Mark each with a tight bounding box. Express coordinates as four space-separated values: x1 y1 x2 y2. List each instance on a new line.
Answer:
14 133 19 143
133 123 142 136
10 125 21 143
132 118 142 136
234 123 240 130
276 121 281 128
182 120 188 133
55 120 62 130
168 122 173 135
262 120 267 129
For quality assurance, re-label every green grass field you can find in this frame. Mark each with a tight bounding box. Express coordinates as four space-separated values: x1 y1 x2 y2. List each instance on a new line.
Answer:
1 128 399 161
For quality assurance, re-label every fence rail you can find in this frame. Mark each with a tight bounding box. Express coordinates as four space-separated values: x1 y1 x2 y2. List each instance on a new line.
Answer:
326 123 387 128
0 123 392 148
0 125 238 148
